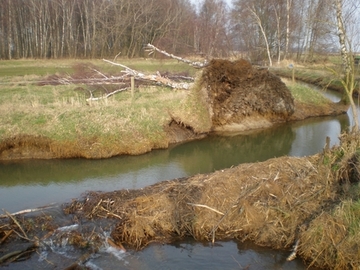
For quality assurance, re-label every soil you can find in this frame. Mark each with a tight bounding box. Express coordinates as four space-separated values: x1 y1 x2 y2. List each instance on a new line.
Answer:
0 59 349 161
202 59 295 131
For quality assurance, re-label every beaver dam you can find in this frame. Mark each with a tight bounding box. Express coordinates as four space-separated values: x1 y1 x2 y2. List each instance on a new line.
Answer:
0 59 358 269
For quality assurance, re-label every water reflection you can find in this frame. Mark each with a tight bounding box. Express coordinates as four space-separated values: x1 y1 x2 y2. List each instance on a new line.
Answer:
117 239 308 270
169 124 296 174
289 114 350 156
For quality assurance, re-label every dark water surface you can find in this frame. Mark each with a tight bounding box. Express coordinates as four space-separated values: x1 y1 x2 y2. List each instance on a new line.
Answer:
0 114 350 214
0 87 357 269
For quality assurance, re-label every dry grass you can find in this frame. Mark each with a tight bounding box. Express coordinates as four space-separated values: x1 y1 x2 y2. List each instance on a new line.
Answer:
65 154 332 250
0 59 208 159
61 132 360 269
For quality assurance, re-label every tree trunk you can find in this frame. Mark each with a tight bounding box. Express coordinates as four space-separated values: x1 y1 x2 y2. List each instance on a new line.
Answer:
284 0 292 60
249 6 272 66
335 0 359 130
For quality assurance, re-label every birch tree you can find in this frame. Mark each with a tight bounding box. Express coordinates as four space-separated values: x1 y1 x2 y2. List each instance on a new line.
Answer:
284 0 292 59
334 0 359 130
248 4 273 66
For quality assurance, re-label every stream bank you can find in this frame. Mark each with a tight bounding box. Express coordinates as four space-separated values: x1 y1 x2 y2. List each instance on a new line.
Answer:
0 59 349 161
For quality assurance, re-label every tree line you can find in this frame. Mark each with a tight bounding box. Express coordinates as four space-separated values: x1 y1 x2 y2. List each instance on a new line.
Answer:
0 0 359 64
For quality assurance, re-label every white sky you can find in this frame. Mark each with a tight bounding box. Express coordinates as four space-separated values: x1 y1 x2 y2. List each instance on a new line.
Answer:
190 0 233 9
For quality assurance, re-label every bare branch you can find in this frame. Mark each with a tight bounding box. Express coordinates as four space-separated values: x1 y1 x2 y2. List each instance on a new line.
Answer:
144 43 208 68
86 87 129 102
102 58 193 90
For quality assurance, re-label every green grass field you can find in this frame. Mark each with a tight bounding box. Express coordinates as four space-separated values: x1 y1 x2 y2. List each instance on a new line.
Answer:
0 58 336 146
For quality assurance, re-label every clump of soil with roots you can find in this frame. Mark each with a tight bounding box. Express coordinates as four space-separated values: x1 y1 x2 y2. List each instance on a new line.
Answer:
201 59 295 129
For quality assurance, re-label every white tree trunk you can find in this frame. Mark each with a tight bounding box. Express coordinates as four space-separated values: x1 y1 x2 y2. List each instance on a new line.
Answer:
334 0 359 130
284 0 292 60
249 6 273 66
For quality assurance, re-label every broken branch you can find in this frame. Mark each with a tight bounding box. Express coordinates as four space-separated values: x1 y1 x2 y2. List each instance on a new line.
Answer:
103 59 193 90
86 87 129 102
3 210 29 240
145 43 208 69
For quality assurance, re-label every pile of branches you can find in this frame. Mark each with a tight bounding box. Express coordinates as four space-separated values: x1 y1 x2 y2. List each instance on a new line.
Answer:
37 44 205 102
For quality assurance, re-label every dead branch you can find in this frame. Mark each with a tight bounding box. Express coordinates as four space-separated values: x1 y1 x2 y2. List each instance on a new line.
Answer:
145 43 208 69
3 210 29 240
0 246 37 265
86 87 129 102
0 230 13 245
102 59 193 90
287 239 300 261
0 205 57 219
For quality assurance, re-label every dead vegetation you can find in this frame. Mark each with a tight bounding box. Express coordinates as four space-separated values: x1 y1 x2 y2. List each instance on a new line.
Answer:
60 133 360 269
1 133 360 268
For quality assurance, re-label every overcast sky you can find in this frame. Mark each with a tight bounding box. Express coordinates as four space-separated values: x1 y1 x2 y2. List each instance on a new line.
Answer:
190 0 233 9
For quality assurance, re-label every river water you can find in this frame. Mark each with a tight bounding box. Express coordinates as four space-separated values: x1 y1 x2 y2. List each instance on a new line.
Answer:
0 87 358 269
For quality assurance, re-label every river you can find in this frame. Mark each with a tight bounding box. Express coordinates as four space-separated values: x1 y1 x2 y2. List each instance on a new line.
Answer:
0 86 357 269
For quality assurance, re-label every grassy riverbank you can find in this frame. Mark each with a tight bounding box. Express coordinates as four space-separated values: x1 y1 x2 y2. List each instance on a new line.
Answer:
1 59 360 269
0 59 343 160
270 62 360 95
0 59 210 158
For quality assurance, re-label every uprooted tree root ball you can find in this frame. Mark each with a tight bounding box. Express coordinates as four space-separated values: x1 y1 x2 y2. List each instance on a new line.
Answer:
63 133 360 269
200 59 295 130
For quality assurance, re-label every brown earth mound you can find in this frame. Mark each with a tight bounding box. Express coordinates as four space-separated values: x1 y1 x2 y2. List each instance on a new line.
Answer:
201 59 295 131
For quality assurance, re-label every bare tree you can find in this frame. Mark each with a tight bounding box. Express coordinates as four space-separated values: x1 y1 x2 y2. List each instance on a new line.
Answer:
284 0 292 59
196 0 230 58
248 4 273 66
333 0 359 130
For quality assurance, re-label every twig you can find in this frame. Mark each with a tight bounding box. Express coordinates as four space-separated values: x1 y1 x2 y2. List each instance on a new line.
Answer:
0 230 13 245
210 180 266 244
90 68 108 79
187 203 224 215
3 210 28 240
113 51 121 62
63 250 98 270
107 237 126 252
86 87 129 102
287 239 300 261
88 199 103 218
0 245 37 264
0 204 57 218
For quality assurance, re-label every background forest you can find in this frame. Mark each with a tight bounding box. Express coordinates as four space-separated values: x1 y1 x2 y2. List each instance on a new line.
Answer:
0 0 359 63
